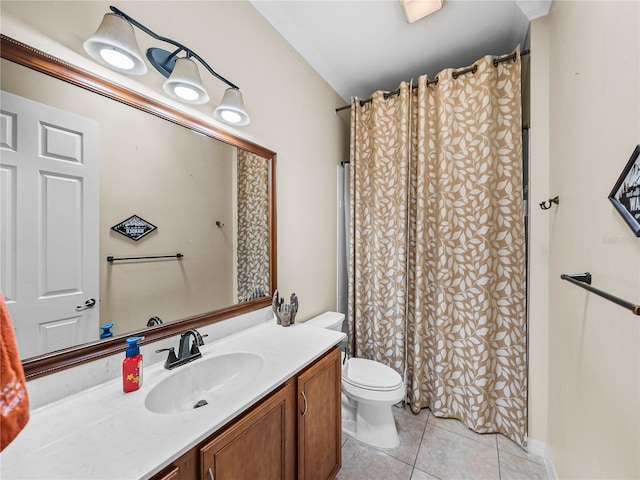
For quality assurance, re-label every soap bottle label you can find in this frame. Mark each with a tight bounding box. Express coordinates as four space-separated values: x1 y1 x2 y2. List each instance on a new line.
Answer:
123 357 143 392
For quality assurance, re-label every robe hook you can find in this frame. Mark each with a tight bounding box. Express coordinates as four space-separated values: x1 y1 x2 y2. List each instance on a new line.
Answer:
216 221 224 228
539 195 559 210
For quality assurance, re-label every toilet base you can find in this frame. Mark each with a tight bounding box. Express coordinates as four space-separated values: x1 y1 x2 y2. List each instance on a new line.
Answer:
341 394 400 449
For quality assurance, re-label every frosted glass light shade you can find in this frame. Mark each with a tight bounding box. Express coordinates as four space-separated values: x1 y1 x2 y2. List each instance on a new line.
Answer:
162 57 210 104
213 88 251 126
83 13 147 75
402 0 443 23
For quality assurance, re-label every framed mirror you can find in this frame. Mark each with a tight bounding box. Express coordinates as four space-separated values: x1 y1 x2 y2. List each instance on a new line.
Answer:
0 35 277 379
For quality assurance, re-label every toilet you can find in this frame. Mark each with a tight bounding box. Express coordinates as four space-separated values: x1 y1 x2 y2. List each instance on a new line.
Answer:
305 312 405 449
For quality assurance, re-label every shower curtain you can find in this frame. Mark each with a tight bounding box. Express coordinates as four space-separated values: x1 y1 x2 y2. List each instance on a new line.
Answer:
348 83 412 372
348 51 527 445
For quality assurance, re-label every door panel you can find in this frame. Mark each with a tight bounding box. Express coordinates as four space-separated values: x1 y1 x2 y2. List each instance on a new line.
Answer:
40 173 83 296
0 164 17 301
40 122 84 164
0 90 99 359
297 348 341 480
39 315 84 353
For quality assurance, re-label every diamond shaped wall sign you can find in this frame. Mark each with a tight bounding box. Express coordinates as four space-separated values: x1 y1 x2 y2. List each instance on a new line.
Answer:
111 215 157 241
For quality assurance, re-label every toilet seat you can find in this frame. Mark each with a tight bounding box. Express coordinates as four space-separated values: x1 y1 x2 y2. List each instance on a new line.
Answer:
342 358 403 392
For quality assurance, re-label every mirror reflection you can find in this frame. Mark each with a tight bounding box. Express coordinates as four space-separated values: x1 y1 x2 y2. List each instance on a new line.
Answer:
0 57 271 361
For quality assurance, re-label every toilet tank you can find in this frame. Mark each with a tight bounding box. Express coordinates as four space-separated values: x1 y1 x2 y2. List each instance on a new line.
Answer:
305 312 345 331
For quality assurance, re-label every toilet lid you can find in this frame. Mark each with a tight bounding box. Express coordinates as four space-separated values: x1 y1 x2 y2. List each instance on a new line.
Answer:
343 358 403 391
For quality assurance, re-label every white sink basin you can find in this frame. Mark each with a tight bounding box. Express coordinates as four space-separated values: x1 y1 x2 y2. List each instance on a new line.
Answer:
145 352 264 414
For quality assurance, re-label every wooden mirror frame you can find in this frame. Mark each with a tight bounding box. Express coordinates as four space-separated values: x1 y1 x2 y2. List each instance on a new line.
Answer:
0 35 277 380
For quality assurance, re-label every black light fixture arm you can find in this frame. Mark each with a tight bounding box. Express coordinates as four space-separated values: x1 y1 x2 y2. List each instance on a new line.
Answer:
109 5 239 90
166 47 184 63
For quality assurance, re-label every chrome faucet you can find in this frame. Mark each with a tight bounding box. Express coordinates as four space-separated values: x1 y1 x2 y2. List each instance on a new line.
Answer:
156 328 208 369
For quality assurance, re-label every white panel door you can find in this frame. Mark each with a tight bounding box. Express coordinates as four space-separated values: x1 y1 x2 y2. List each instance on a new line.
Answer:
0 91 99 359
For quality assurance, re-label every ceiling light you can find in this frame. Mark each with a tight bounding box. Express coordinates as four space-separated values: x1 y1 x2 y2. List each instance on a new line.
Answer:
402 0 443 23
84 6 250 126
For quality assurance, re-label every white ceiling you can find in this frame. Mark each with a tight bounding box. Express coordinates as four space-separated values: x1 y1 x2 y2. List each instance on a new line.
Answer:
250 0 535 102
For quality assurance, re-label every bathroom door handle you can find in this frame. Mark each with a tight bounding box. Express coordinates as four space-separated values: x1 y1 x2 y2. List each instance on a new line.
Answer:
75 298 96 311
300 391 308 417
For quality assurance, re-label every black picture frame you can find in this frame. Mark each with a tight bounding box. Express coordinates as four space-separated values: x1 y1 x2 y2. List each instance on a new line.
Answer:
609 144 640 236
111 214 157 241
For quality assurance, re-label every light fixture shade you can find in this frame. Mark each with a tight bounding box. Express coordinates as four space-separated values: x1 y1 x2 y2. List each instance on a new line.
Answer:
402 0 443 23
213 88 251 126
83 13 147 75
162 57 210 105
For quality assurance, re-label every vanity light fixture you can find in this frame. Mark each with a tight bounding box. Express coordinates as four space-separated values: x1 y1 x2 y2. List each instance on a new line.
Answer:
214 88 251 126
402 0 443 23
84 6 250 125
162 56 209 104
83 13 147 74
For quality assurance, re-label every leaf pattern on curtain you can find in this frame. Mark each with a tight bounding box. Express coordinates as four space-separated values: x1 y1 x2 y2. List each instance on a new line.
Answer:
348 85 411 373
349 51 527 446
237 150 270 301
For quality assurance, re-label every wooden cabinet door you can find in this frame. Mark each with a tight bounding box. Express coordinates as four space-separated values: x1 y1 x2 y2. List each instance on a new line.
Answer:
149 448 198 480
150 466 179 480
200 381 295 480
297 348 341 480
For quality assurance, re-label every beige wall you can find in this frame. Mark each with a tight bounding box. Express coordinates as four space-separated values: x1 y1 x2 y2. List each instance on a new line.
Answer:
0 1 347 321
531 1 640 478
527 17 550 445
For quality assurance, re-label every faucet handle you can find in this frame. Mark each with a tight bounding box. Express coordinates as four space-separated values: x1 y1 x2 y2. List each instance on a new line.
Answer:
189 333 208 355
156 347 179 369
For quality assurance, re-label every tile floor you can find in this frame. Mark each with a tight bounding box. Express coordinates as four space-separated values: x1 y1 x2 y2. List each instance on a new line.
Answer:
337 406 549 480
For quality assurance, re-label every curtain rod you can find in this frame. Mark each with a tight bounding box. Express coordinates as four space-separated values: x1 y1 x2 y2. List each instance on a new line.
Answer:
335 49 530 113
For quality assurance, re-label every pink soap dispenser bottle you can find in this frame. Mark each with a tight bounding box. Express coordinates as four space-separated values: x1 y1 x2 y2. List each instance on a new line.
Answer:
123 336 144 393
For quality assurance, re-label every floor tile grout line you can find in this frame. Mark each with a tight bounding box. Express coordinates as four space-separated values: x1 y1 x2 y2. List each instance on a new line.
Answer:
345 432 417 471
428 421 498 449
411 465 445 480
343 408 433 474
497 436 503 480
411 409 430 468
411 409 446 479
499 448 549 469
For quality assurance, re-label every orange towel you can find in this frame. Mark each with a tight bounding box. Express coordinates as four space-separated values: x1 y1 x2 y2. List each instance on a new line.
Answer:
0 295 29 450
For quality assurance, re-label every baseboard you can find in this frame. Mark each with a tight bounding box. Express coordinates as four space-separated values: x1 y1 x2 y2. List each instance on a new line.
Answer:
527 438 558 480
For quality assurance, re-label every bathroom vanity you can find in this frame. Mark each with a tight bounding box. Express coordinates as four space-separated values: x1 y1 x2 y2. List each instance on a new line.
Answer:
153 347 341 480
0 321 344 480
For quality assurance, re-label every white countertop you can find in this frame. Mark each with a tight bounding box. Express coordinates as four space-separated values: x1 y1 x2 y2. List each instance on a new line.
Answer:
0 321 345 480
